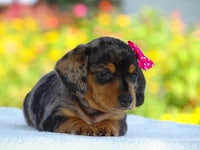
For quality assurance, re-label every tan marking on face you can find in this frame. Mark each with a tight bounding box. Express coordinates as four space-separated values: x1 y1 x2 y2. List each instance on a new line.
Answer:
127 83 136 110
129 64 136 74
105 62 116 74
85 73 120 112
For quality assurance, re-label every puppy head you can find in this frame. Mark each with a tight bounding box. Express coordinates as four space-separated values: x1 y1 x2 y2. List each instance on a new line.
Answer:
55 37 146 112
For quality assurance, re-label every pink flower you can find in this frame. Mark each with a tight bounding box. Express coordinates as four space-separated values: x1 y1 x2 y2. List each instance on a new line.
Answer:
73 3 88 18
128 41 154 70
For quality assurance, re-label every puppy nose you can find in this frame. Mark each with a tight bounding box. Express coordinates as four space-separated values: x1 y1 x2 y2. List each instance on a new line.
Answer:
118 95 132 108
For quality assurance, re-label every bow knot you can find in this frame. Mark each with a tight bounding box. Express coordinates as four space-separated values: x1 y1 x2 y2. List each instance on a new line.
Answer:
128 41 154 70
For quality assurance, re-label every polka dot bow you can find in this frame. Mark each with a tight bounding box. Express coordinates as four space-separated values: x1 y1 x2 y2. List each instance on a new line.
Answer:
128 41 154 70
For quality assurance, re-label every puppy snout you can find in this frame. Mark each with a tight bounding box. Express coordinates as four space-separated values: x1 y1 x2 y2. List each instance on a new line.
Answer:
118 94 132 108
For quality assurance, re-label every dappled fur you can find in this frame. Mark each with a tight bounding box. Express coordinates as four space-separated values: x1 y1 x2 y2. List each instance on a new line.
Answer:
23 37 146 136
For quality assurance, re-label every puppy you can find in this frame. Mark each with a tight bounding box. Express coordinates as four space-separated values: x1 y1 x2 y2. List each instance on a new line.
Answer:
23 37 146 136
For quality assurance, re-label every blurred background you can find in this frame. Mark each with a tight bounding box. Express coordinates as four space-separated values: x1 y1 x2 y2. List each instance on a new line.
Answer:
0 0 200 125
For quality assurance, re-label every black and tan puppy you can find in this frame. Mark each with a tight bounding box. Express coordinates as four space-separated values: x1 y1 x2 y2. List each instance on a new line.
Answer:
23 37 146 136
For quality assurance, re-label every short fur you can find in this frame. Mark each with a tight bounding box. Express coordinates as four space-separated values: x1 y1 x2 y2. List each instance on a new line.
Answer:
23 37 146 136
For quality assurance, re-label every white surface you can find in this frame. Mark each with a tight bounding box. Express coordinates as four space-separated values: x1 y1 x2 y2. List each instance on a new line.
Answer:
0 107 200 150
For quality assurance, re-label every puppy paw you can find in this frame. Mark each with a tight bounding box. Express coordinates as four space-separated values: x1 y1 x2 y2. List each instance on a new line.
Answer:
96 126 114 136
73 125 98 136
94 120 118 136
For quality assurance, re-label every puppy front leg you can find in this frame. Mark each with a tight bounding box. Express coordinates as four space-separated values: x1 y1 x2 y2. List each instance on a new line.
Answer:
56 117 127 136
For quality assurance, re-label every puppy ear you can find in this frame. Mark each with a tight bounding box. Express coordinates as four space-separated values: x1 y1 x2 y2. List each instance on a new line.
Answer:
135 69 146 106
55 45 89 99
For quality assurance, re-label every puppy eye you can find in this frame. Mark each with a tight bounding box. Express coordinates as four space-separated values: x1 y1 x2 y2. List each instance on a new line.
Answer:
97 70 112 79
96 69 113 84
130 72 138 82
131 72 138 77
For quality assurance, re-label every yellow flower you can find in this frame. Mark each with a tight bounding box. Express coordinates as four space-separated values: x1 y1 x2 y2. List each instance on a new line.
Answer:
116 14 131 27
160 113 173 121
64 27 88 49
44 31 60 44
147 49 162 63
24 17 38 32
19 47 36 63
175 113 199 125
0 63 6 77
160 109 200 125
194 107 200 115
97 13 111 26
169 34 185 51
48 49 62 62
2 36 19 54
0 21 6 36
12 18 24 31
0 41 4 55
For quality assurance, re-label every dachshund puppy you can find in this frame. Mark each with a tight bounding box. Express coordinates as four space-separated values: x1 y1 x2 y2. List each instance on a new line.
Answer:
23 37 146 136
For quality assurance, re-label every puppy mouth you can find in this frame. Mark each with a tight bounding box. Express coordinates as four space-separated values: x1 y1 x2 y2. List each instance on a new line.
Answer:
117 105 134 111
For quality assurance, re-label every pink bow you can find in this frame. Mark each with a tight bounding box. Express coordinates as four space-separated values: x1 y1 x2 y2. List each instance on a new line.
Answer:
128 41 154 70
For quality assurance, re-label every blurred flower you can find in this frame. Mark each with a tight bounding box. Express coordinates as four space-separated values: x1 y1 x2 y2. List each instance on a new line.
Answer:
12 18 24 31
6 3 22 18
48 49 62 62
46 17 60 29
44 30 60 44
24 17 38 32
170 11 185 33
160 108 200 125
2 37 19 54
21 49 37 63
64 27 88 49
0 63 6 77
116 14 131 27
98 0 114 13
97 13 111 26
160 113 172 121
73 3 88 18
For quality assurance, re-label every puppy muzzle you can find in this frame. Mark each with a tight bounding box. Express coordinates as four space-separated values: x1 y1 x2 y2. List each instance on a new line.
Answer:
118 94 132 108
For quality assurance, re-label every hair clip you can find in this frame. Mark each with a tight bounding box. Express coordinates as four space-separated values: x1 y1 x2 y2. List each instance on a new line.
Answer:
128 41 154 70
